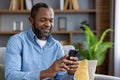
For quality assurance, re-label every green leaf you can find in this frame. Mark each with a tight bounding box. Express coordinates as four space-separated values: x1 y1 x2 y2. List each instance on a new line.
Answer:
74 25 113 66
82 25 98 49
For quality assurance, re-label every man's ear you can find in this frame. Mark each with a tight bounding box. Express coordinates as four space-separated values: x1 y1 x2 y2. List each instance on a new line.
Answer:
29 16 34 24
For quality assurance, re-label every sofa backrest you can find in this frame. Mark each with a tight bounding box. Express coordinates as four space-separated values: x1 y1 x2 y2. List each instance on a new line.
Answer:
0 47 6 64
63 45 75 54
0 45 75 64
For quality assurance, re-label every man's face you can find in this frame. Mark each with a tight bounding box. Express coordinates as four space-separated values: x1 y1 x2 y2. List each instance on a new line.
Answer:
30 7 54 40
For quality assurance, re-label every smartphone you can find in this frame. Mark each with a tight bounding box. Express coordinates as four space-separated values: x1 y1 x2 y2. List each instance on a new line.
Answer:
67 49 79 60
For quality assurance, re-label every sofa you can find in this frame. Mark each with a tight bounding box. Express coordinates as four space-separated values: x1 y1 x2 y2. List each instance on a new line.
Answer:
0 47 5 80
0 46 120 80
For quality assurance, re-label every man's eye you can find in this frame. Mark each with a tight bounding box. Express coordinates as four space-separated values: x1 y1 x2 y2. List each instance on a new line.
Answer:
50 20 53 23
40 19 45 22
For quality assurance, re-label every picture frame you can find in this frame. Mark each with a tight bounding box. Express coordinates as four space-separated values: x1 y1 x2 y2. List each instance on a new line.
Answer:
58 17 67 30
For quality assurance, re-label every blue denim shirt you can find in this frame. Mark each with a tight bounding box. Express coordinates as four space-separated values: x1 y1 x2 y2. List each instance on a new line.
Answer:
5 28 74 80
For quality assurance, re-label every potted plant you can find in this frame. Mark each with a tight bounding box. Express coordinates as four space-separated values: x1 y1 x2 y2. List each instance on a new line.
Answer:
74 24 113 66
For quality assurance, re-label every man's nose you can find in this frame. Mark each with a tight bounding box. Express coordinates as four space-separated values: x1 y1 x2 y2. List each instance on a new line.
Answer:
45 20 51 27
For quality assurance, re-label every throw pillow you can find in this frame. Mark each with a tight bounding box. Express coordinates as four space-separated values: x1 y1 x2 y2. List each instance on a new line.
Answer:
88 60 97 80
75 59 89 80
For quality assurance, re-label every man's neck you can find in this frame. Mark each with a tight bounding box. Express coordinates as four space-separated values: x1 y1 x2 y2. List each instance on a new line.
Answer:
38 36 47 40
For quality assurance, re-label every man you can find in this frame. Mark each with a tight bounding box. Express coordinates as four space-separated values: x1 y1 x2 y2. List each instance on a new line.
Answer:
5 3 78 80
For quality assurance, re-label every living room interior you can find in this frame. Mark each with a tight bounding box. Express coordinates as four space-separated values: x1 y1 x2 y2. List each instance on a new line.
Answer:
0 0 120 80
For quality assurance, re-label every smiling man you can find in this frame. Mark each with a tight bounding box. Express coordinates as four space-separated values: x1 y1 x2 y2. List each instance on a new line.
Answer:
5 3 78 80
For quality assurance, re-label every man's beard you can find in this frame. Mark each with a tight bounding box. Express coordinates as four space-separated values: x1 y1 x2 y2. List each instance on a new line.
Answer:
33 26 51 39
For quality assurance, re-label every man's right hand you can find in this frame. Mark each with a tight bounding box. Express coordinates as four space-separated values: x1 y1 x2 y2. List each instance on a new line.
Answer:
40 55 70 79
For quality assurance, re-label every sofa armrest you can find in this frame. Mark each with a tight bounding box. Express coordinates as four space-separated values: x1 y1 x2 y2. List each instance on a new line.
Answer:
0 64 5 80
95 74 120 80
0 47 6 64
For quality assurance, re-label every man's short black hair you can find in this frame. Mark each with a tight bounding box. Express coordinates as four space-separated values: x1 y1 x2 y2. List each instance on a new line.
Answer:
31 2 51 18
